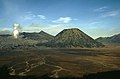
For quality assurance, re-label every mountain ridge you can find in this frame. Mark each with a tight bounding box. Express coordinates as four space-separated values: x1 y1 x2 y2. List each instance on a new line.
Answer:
96 33 120 45
38 28 104 48
22 30 54 42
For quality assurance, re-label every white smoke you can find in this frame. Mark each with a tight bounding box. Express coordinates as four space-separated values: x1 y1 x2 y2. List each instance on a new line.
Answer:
13 23 21 39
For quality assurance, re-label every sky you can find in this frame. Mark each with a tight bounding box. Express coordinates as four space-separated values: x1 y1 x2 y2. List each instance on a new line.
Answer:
0 0 120 38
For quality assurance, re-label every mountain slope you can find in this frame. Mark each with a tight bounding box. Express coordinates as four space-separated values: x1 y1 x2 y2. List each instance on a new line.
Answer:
0 31 54 50
0 35 37 50
22 31 54 43
41 28 104 48
96 33 120 45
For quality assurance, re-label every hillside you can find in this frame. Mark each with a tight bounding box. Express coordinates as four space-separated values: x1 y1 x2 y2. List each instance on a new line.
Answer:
40 28 104 48
22 31 54 43
0 31 54 50
0 35 37 50
96 33 120 45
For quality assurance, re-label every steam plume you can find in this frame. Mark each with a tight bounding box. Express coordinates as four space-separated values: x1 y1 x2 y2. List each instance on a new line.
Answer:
13 24 21 39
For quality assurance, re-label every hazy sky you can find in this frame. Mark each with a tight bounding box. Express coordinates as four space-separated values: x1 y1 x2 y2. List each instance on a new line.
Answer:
0 0 120 38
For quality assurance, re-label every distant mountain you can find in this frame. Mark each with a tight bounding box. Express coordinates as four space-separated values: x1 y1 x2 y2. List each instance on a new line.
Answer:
96 33 120 45
39 28 104 48
0 31 54 50
0 30 11 35
0 35 37 50
22 31 54 43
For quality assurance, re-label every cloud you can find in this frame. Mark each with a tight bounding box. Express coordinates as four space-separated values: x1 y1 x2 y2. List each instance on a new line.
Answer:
20 12 46 20
101 11 119 17
84 21 102 29
44 24 66 35
37 15 46 19
52 17 72 23
94 6 108 12
0 28 11 35
89 22 101 25
22 24 67 36
1 28 11 31
22 24 44 32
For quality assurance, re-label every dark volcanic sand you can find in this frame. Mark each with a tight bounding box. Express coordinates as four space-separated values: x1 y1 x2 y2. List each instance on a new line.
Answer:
0 47 120 78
